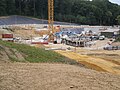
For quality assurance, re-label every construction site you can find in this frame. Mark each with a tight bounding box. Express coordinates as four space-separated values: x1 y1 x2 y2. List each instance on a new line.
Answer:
0 0 120 90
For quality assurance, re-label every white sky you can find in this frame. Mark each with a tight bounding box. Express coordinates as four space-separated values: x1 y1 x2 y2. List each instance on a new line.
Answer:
109 0 120 5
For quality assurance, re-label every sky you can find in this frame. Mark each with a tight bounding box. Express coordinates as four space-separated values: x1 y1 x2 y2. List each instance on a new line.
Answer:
109 0 120 5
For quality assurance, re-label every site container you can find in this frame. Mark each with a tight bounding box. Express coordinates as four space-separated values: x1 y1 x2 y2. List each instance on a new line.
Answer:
2 34 13 38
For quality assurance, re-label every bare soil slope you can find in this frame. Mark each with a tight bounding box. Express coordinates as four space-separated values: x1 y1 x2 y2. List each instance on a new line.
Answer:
47 44 120 75
56 50 120 75
0 62 120 90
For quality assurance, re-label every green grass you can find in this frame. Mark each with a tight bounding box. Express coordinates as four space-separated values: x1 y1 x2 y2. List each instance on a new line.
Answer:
115 35 120 42
0 40 80 65
116 38 120 42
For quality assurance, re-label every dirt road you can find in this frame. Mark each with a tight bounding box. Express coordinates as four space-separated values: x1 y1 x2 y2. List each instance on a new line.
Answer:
0 62 120 90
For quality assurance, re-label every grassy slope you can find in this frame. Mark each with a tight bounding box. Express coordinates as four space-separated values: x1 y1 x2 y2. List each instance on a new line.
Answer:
0 40 80 65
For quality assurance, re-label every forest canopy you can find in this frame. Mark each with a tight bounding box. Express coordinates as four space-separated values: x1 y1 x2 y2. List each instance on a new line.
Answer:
0 0 120 25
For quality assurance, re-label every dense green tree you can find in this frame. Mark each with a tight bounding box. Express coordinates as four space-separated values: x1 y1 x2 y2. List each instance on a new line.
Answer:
116 15 120 25
0 0 120 25
0 0 6 16
6 0 15 15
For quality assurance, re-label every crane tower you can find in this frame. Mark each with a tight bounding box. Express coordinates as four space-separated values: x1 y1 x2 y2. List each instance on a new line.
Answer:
48 0 54 42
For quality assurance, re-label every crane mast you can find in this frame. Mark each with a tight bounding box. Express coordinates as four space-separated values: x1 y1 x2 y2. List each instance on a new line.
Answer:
48 0 54 42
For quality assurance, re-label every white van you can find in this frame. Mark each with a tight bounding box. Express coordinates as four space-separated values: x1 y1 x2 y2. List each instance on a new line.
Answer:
99 35 105 40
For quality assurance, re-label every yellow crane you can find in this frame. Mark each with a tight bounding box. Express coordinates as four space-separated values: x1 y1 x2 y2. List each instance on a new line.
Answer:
48 0 54 42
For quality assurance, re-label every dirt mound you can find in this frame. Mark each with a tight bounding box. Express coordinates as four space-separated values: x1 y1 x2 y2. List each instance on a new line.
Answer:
0 45 25 62
0 63 120 90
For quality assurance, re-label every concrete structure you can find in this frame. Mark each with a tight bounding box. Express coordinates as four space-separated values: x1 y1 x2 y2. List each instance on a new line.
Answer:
101 28 120 38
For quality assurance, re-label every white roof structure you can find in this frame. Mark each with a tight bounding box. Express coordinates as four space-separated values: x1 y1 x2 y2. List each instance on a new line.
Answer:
84 27 101 34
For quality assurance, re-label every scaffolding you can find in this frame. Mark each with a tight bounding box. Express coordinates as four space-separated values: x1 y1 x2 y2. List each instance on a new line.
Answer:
48 0 54 42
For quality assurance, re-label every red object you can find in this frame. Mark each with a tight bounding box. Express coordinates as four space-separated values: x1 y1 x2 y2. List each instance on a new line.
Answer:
2 34 13 38
31 42 48 44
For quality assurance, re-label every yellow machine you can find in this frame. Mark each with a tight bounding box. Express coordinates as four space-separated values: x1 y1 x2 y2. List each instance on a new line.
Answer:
48 0 54 42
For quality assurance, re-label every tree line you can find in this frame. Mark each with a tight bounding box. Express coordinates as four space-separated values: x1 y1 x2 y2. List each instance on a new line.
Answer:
0 0 120 25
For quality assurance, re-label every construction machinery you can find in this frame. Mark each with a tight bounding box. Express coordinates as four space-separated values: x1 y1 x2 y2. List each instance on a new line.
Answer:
48 0 54 42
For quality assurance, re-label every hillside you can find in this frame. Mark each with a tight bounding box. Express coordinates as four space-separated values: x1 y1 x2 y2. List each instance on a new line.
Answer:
0 41 120 90
0 38 120 90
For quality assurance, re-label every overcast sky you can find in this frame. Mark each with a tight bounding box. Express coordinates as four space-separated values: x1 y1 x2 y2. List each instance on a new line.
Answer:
109 0 120 5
